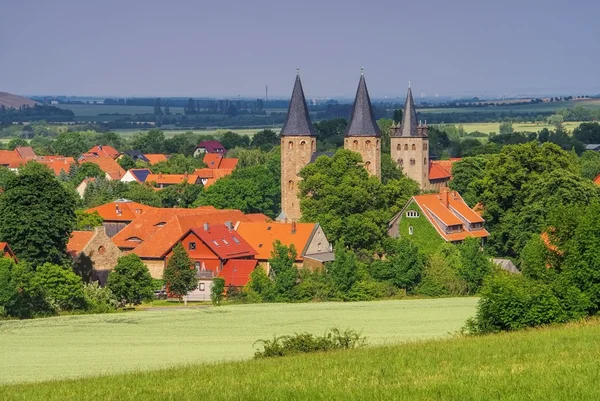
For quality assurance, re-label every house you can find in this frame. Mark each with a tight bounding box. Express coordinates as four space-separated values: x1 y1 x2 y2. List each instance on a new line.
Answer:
67 227 122 285
121 150 150 163
14 146 36 159
79 156 126 180
37 157 75 176
76 177 96 198
121 168 152 183
388 187 489 252
167 224 257 301
0 242 18 262
194 168 234 187
87 145 120 159
203 153 238 170
144 154 168 165
193 140 226 157
145 173 201 188
235 221 334 270
86 199 156 237
0 149 27 171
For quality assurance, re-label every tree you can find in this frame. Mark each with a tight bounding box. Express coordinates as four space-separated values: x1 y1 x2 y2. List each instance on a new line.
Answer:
107 254 154 306
150 154 205 174
76 210 104 230
370 238 425 291
573 122 600 144
381 153 402 184
130 129 165 154
448 156 488 206
159 182 202 208
393 109 403 124
7 138 28 150
327 240 358 293
163 243 197 303
498 121 514 135
0 259 52 318
122 182 162 207
246 266 276 302
0 162 76 266
457 237 493 294
579 151 600 180
211 277 225 305
251 129 279 150
53 131 90 157
269 241 298 301
33 263 86 311
118 155 136 171
0 166 16 190
220 131 250 150
71 162 105 185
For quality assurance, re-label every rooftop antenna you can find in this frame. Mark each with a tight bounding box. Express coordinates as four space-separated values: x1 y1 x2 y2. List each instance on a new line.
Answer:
265 85 268 101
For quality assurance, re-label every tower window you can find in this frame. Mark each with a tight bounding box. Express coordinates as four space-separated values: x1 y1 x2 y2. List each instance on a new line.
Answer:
365 140 371 150
365 161 371 172
300 140 306 150
410 159 415 165
288 141 294 150
353 140 359 150
424 143 428 151
312 140 315 151
404 144 408 151
424 158 427 165
376 140 380 150
397 144 401 151
398 158 403 166
412 144 416 151
288 180 294 190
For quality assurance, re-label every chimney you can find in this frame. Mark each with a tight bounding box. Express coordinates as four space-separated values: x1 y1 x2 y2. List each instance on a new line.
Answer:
225 221 233 230
291 221 297 234
440 187 449 208
203 222 209 231
115 204 122 216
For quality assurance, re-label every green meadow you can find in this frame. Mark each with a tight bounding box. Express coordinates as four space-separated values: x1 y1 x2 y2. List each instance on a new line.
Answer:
2 317 599 401
458 121 583 134
0 298 477 384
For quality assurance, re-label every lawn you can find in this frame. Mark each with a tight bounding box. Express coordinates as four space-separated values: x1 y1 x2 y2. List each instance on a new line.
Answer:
2 317 599 401
0 298 477 384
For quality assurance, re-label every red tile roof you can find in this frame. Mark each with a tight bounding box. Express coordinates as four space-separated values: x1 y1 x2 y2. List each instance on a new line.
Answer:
0 150 22 167
80 156 126 180
412 188 489 242
14 147 36 159
594 174 600 185
245 213 271 222
235 222 317 261
38 157 75 176
0 242 17 261
146 173 200 185
219 158 238 170
189 225 256 260
202 153 238 170
218 259 258 287
88 145 120 159
144 154 168 165
86 200 155 222
67 231 95 257
197 140 225 153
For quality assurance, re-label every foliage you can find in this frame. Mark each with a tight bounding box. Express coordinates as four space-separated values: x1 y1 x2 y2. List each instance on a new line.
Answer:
220 131 250 150
82 177 128 208
251 129 279 150
121 182 162 207
53 131 90 157
0 162 76 266
254 328 366 358
246 266 276 302
118 155 136 171
370 238 425 292
211 277 225 306
313 118 347 150
573 122 600 144
71 162 105 185
75 210 103 230
0 258 52 319
107 254 154 306
381 153 402 184
82 282 117 314
163 243 197 301
578 150 600 180
150 154 205 174
326 240 359 293
449 156 487 206
457 237 494 294
269 241 298 301
158 182 203 208
33 263 87 311
416 244 467 297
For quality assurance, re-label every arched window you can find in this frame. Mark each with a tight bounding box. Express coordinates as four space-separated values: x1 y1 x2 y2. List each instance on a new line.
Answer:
404 144 409 151
376 140 380 150
409 226 414 235
412 144 416 151
288 180 294 190
98 246 106 255
288 141 294 150
365 140 371 150
423 143 428 151
300 140 306 150
353 140 359 150
424 158 427 165
410 159 415 165
312 140 316 151
398 158 403 166
397 144 401 151
365 161 371 172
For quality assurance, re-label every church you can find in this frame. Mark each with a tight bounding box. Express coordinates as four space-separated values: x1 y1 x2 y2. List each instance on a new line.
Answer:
278 71 452 222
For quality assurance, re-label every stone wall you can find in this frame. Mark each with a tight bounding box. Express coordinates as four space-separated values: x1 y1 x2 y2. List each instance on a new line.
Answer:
73 227 123 285
280 136 316 221
344 137 382 179
390 136 429 189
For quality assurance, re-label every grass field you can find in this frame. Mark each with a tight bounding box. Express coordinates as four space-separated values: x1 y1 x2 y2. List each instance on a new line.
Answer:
0 298 477 384
111 127 274 137
458 121 583 134
55 104 185 117
2 317 599 400
423 98 600 114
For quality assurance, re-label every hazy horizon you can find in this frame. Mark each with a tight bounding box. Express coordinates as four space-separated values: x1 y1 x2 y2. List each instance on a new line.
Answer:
2 0 599 98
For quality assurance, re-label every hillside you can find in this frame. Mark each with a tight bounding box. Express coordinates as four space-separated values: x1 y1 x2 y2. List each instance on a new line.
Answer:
0 92 38 108
2 318 598 400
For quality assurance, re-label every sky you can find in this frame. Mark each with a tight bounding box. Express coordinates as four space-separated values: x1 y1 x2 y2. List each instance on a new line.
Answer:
1 0 599 98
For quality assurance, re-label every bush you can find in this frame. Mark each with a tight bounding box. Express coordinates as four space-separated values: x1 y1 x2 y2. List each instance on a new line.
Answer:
345 280 396 301
295 268 335 302
107 254 154 306
33 263 87 311
246 266 276 302
416 246 467 297
83 282 117 314
254 328 366 358
0 258 53 319
211 277 225 306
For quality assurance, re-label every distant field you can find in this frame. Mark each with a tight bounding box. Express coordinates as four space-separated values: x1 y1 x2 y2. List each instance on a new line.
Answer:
422 98 600 114
0 298 476 384
2 317 599 401
55 104 185 117
112 127 276 137
458 121 584 134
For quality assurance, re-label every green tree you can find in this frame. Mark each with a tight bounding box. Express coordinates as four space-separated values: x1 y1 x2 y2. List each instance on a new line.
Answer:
326 240 358 293
122 182 162 207
573 122 600 144
107 254 154 306
118 155 136 171
130 129 165 154
579 151 600 180
150 154 206 174
163 243 197 302
370 238 425 291
33 263 86 311
498 121 514 135
0 258 51 319
53 131 89 157
75 210 103 230
71 162 105 185
0 166 16 190
457 237 493 294
393 109 403 123
246 266 276 302
7 138 28 150
220 131 251 150
251 129 279 150
211 277 225 305
269 241 298 301
448 156 487 206
0 162 76 266
381 153 402 184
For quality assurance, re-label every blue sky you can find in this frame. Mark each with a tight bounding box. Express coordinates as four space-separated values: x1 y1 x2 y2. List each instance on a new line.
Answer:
1 0 599 98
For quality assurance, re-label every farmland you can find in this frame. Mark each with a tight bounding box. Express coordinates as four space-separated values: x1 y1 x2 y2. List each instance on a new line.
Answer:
112 127 272 138
458 121 583 134
0 298 476 384
421 98 600 114
2 317 599 401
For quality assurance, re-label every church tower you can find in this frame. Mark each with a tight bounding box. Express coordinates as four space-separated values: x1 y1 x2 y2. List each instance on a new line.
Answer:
344 70 382 179
279 71 317 222
390 85 430 189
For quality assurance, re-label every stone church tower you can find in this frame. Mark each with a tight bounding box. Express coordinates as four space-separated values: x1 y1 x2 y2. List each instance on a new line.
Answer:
344 71 382 179
278 72 317 222
390 85 430 189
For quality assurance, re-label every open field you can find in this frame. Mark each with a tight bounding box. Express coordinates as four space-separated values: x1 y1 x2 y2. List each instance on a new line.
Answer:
55 104 185 117
422 98 600 114
111 127 275 137
2 317 599 401
458 121 584 134
0 298 477 384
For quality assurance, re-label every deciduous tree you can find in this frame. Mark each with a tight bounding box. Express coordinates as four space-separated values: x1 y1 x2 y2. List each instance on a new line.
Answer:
163 243 197 303
107 254 154 305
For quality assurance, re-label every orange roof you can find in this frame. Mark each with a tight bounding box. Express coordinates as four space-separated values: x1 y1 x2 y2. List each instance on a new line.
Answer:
202 169 234 188
235 222 317 261
86 200 155 222
146 174 200 185
144 154 168 165
67 231 95 257
38 158 75 176
412 189 489 242
594 174 600 185
0 150 22 167
0 242 17 261
218 259 258 287
113 207 253 258
203 153 223 168
80 156 126 180
195 168 214 179
245 213 270 222
219 158 238 169
15 147 36 159
88 145 120 159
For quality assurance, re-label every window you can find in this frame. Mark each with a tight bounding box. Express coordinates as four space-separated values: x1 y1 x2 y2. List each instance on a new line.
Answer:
365 161 371 172
212 240 219 246
398 158 403 166
424 158 427 165
300 140 306 150
318 242 322 252
189 242 196 251
288 141 294 150
424 143 428 151
404 144 408 151
222 239 229 245
376 140 380 150
194 262 200 271
397 144 401 151
353 140 359 150
232 236 240 243
288 180 294 190
410 158 415 165
412 144 416 151
312 140 316 151
199 283 205 291
365 140 371 150
406 210 419 218
98 246 106 255
409 226 414 235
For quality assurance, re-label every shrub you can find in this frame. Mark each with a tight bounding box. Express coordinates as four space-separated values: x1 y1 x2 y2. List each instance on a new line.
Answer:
345 280 395 301
211 277 225 306
254 328 366 358
457 237 493 294
33 263 87 311
0 258 53 319
83 282 117 314
295 268 335 302
246 266 276 302
107 254 154 306
416 247 467 297
163 243 197 301
370 238 425 292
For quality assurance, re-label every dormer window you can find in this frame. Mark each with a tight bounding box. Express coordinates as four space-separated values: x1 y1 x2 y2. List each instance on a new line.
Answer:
406 210 419 218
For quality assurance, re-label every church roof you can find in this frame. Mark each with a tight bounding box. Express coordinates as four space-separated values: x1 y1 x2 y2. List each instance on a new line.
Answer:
280 73 316 137
395 86 424 137
345 73 381 137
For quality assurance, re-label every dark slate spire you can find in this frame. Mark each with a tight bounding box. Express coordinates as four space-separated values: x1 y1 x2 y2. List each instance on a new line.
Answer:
280 72 317 137
344 71 381 137
396 84 421 137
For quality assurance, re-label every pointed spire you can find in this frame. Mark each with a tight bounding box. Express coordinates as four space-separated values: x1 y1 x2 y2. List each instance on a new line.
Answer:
280 73 317 137
396 85 419 137
344 72 381 137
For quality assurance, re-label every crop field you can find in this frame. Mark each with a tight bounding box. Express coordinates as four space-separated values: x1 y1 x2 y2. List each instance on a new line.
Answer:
55 104 185 117
111 127 275 137
0 298 476 384
458 121 584 134
2 317 599 401
422 98 600 114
